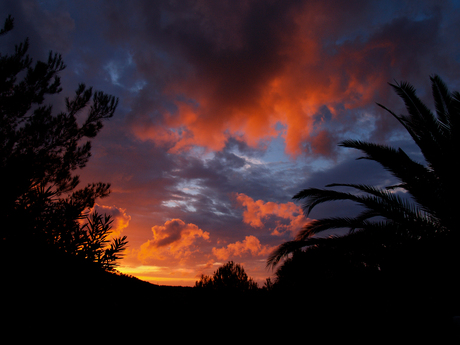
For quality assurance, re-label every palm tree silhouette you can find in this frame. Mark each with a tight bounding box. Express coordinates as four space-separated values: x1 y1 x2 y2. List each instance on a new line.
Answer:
267 75 459 268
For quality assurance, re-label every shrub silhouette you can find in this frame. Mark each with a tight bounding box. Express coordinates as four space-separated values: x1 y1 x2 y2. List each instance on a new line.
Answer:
195 261 258 291
0 15 126 270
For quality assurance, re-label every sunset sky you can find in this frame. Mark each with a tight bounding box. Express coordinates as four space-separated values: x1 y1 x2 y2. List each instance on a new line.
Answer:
2 0 460 286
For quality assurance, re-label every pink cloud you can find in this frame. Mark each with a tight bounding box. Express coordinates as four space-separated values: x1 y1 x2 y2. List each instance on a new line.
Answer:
137 219 210 264
234 193 307 235
212 235 273 261
84 203 131 240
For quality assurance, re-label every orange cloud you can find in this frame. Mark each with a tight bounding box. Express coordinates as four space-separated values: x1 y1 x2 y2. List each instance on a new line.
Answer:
212 235 273 261
84 203 131 240
234 193 306 235
109 0 455 161
137 219 210 264
129 3 393 158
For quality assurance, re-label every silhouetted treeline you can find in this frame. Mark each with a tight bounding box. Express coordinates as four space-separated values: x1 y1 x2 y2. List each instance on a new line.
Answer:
1 16 133 338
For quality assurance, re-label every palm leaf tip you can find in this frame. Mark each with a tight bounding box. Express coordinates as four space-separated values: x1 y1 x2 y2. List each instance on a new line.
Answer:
266 240 308 269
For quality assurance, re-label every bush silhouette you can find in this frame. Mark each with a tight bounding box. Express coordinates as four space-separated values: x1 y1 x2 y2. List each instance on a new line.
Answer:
195 261 258 292
0 15 126 270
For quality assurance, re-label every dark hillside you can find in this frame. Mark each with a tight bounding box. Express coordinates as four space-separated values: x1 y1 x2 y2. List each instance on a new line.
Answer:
2 242 459 342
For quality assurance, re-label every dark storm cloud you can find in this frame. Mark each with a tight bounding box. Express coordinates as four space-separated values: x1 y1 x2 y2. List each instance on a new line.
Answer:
0 0 74 57
4 0 460 155
93 0 460 158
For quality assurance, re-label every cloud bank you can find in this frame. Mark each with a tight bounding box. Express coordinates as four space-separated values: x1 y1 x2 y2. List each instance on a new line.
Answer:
102 0 460 158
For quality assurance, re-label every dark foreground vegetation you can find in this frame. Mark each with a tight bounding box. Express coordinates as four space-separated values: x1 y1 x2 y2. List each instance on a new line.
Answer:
1 15 459 342
3 249 459 342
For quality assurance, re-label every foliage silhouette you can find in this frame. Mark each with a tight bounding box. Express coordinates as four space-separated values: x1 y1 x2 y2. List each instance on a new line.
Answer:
0 16 126 270
263 76 460 341
267 75 459 270
195 261 258 291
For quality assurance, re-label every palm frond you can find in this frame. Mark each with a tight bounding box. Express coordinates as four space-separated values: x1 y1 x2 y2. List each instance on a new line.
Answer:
266 239 310 269
339 140 430 183
338 140 439 213
293 187 361 216
267 220 400 269
430 74 452 131
330 183 439 227
451 90 460 127
389 81 436 132
268 76 457 272
295 217 370 240
294 183 433 229
387 81 449 172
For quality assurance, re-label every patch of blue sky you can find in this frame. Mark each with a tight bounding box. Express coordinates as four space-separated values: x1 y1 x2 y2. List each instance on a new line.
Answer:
162 199 197 213
189 146 215 160
103 52 147 92
104 60 123 86
262 134 289 164
176 179 203 196
342 110 377 142
331 0 442 49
